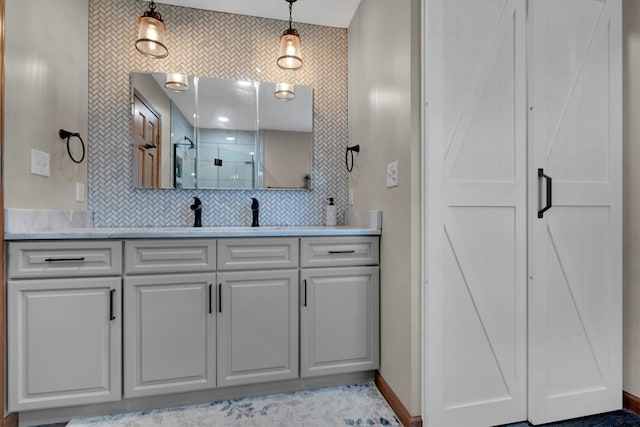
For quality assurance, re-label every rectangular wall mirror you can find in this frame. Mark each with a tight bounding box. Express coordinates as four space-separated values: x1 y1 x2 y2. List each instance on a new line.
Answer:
131 71 313 190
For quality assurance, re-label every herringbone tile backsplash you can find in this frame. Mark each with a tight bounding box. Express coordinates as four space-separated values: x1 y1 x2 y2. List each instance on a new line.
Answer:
88 0 348 227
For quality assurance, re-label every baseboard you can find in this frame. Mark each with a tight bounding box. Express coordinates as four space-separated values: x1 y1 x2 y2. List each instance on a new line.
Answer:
624 391 640 415
375 372 422 427
2 413 18 427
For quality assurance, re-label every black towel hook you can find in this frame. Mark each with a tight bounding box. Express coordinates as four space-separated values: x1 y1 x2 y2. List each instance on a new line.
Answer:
59 129 86 164
346 144 360 173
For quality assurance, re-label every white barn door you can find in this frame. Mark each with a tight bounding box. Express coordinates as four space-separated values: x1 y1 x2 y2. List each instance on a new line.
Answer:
424 1 528 425
527 0 622 424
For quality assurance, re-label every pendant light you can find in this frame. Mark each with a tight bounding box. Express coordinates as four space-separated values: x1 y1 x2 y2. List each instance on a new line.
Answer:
277 0 303 70
165 73 189 92
135 1 168 59
275 82 295 100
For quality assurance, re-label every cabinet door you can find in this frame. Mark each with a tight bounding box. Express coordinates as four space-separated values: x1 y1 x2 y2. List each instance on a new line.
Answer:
8 277 121 411
528 0 622 423
424 0 528 425
300 266 379 377
217 270 298 387
124 273 216 398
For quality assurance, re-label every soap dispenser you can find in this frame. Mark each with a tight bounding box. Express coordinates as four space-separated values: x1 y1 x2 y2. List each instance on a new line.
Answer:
325 198 337 226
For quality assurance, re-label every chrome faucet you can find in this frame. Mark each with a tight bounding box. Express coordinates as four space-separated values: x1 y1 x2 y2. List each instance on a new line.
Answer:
190 197 202 227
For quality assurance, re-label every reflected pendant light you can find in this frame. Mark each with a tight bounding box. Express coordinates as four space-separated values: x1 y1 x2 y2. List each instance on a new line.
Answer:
135 1 168 59
165 73 189 92
277 0 303 70
275 82 295 100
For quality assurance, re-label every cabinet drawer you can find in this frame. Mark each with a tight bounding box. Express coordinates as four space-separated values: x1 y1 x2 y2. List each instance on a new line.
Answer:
301 236 379 268
8 241 122 278
125 239 216 274
217 238 299 270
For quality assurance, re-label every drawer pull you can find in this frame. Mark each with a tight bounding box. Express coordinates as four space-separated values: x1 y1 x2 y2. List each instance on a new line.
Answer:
218 284 222 313
109 289 116 321
328 250 356 254
44 257 86 262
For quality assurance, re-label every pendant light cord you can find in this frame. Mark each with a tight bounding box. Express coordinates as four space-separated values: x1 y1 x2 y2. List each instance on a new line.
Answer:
288 1 293 30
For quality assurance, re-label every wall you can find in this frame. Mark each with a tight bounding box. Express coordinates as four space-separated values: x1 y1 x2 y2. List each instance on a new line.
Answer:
88 0 348 227
263 130 313 189
348 0 422 416
623 0 640 397
4 0 88 210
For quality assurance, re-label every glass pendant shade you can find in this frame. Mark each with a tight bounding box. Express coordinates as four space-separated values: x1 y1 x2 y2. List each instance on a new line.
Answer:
165 73 189 92
277 29 303 70
275 82 295 100
136 14 168 58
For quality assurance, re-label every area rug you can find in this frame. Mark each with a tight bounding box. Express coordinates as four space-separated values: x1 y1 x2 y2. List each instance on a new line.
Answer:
66 382 401 427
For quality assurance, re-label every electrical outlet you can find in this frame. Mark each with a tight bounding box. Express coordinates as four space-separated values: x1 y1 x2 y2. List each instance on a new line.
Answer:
31 149 50 177
387 161 399 188
76 182 85 202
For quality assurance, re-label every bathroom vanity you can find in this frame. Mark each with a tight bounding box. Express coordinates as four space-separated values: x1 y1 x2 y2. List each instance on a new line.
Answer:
4 227 380 424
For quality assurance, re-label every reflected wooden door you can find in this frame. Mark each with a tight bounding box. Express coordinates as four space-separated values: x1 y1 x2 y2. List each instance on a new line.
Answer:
133 91 160 188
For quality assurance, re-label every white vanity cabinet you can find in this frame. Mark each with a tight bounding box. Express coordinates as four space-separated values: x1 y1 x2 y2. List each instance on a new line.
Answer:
300 237 380 377
5 231 380 419
216 238 299 387
7 241 122 412
123 239 216 398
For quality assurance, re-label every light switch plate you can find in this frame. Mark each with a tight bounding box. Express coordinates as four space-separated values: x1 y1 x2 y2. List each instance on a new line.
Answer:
387 160 399 188
31 149 50 177
349 189 354 205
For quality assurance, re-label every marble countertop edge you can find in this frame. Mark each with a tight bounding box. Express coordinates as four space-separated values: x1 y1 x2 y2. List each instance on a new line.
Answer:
5 226 381 240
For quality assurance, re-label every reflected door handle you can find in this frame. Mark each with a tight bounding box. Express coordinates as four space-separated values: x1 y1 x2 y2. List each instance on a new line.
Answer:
538 168 552 218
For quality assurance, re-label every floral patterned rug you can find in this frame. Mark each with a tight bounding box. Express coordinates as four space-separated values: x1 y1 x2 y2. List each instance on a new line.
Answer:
66 382 401 427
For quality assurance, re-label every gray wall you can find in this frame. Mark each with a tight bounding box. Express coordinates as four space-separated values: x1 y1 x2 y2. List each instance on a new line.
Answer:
88 0 348 227
4 0 88 209
348 0 422 416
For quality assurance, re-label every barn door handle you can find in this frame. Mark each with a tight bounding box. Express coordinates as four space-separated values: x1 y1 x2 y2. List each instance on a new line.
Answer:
538 168 552 218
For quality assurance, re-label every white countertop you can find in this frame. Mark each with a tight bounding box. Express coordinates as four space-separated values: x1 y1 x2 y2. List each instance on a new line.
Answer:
5 226 381 240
